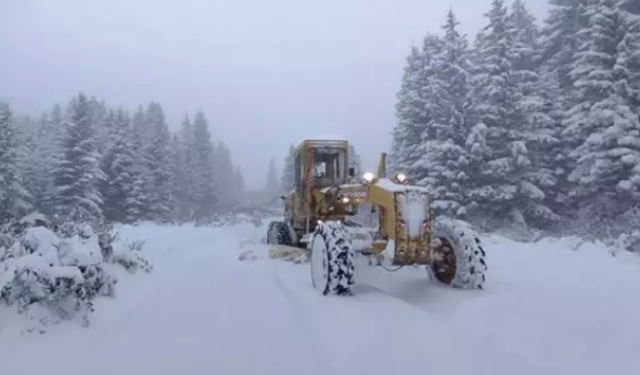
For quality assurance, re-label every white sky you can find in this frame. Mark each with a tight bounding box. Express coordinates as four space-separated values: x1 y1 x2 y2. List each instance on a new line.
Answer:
0 0 548 190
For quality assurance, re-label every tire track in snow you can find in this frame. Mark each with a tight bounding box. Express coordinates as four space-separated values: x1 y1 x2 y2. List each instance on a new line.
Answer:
270 260 549 375
356 283 547 375
272 274 337 375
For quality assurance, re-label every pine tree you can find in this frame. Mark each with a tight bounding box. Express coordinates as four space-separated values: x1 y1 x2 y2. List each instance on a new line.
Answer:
168 133 183 219
143 102 174 221
617 0 640 115
540 0 589 92
563 0 640 220
176 115 195 219
415 10 471 217
0 102 33 222
191 110 217 219
37 106 63 215
510 0 561 226
265 157 279 199
54 93 105 223
280 144 296 194
212 142 235 209
390 45 426 176
100 109 137 223
124 107 151 222
538 0 589 217
467 0 538 228
89 97 109 157
234 166 245 196
16 115 40 210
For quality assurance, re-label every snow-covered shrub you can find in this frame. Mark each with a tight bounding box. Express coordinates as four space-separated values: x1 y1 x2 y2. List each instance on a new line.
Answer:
102 230 152 274
613 231 640 254
0 213 152 329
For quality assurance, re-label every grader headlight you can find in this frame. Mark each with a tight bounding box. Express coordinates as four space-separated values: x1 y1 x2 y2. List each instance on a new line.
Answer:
396 173 407 184
362 172 375 183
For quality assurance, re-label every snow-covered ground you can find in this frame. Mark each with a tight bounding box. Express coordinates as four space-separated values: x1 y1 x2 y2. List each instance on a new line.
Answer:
1 219 639 375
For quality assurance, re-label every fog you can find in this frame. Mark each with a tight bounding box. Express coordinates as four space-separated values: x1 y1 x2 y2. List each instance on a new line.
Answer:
0 0 548 189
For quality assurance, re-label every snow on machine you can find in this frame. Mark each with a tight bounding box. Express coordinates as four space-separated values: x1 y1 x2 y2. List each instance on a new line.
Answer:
267 138 487 295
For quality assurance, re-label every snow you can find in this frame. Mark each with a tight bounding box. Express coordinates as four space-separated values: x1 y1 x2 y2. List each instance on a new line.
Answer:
2 220 640 375
398 190 428 237
302 134 348 142
58 233 103 266
375 177 428 193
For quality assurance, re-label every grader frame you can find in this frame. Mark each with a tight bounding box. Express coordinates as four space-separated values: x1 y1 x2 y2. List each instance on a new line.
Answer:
267 138 487 295
278 139 434 266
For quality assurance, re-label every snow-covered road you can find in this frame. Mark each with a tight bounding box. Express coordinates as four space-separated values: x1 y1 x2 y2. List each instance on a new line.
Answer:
2 220 640 375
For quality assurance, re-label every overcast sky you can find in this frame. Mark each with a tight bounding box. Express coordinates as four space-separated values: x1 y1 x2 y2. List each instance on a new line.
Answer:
0 0 548 190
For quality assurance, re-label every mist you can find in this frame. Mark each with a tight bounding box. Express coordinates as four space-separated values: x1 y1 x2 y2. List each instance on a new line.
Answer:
0 0 548 189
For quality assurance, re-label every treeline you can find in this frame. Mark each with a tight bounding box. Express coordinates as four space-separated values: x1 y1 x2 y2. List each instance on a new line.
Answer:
0 92 244 225
390 0 640 239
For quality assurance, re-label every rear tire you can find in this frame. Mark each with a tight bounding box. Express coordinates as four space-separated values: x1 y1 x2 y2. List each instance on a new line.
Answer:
309 221 356 296
428 217 487 289
267 221 292 246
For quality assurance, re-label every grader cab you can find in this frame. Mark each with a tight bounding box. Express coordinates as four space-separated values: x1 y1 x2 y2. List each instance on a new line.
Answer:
267 138 487 296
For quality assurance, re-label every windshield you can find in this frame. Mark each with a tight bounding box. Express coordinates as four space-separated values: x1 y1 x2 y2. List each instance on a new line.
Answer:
314 147 345 186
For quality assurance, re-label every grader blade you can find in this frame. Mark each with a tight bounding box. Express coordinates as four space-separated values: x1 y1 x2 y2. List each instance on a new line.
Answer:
268 244 309 264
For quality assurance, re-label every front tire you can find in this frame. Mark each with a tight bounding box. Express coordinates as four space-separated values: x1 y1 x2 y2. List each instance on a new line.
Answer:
428 217 487 289
309 221 356 296
267 221 292 246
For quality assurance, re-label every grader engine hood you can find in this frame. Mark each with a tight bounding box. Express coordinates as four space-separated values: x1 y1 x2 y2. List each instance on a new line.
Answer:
371 179 433 266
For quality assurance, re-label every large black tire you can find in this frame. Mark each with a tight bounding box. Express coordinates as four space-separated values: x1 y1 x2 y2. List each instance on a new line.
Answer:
309 221 356 296
267 221 292 246
428 217 487 289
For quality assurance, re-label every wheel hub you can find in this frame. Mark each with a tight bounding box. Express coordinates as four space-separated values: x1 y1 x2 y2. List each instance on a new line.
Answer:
430 237 457 285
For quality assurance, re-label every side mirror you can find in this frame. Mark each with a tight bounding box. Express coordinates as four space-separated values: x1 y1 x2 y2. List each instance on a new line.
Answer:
348 167 355 178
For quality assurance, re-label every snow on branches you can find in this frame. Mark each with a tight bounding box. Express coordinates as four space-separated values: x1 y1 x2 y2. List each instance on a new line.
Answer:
0 213 152 332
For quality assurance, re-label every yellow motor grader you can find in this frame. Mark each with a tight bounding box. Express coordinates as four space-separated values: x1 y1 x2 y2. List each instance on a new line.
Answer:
267 139 487 296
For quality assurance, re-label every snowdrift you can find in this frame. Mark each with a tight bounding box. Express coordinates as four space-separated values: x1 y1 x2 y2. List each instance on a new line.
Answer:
0 214 152 331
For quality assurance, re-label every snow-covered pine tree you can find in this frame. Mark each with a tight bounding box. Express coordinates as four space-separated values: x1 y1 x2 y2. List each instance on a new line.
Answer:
563 0 640 224
100 109 137 223
540 0 590 93
54 93 105 223
143 102 174 222
265 157 279 200
0 101 33 222
16 115 39 209
177 115 195 219
213 142 237 207
31 107 63 215
124 107 151 222
467 0 539 229
617 0 640 119
392 34 445 186
88 97 109 158
280 144 296 194
233 166 245 196
168 133 183 219
414 10 471 217
509 0 561 227
191 110 217 220
537 0 589 219
390 45 426 176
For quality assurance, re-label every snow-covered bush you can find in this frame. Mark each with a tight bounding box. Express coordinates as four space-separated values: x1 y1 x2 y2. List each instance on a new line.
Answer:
0 214 152 329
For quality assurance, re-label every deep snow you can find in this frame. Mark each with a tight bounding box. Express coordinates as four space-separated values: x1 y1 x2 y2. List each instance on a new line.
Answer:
1 219 639 375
